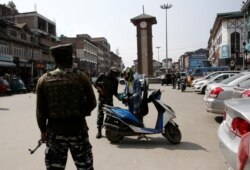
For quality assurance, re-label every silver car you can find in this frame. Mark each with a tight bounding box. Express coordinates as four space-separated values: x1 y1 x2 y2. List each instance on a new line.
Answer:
204 72 250 114
218 98 250 170
233 79 250 98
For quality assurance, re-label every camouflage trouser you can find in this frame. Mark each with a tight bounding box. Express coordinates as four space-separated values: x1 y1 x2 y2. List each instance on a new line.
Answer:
97 98 113 128
45 132 93 170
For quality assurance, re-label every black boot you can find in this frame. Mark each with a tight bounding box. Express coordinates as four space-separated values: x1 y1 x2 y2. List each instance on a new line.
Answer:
96 128 102 139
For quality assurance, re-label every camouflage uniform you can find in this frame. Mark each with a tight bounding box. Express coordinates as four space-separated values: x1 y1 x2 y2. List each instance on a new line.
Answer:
94 73 119 129
36 67 96 170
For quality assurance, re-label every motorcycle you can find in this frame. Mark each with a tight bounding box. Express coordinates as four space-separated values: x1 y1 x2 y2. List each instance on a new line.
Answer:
102 89 182 144
180 79 187 92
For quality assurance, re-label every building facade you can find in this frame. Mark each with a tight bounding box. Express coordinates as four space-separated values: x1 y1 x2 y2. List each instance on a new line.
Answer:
208 11 247 70
91 37 111 74
1 7 59 74
0 18 42 84
60 34 98 76
0 3 123 80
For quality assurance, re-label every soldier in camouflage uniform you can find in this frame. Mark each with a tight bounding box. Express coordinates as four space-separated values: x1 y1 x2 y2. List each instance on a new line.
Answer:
94 67 120 138
36 44 97 170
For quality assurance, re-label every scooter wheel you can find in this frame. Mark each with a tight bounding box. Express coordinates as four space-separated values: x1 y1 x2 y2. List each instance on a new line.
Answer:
105 129 124 143
162 122 182 144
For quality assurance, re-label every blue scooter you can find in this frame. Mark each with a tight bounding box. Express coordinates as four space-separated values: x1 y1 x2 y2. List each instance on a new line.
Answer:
103 90 182 144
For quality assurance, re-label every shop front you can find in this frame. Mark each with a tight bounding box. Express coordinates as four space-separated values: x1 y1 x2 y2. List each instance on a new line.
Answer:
0 54 16 76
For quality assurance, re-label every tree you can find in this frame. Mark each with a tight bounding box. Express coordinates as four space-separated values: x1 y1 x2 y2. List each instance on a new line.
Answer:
60 34 67 38
7 1 18 14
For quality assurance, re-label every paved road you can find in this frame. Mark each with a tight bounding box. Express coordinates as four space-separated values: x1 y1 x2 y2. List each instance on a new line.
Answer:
0 84 228 170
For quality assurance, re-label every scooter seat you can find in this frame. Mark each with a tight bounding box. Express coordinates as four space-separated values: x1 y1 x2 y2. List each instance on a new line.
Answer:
110 108 143 127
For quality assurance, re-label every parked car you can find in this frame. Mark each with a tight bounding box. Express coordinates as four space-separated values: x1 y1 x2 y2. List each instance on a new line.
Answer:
9 77 27 93
233 79 250 98
218 98 250 170
191 71 240 87
241 88 250 98
193 72 238 94
0 77 11 95
160 73 172 85
204 72 250 114
237 132 250 170
178 72 188 80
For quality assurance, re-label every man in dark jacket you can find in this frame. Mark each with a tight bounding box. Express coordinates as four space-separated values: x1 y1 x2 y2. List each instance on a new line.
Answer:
36 44 96 170
94 67 120 138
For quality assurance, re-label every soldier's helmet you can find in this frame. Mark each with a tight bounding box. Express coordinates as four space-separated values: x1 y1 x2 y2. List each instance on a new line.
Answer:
109 67 120 77
50 44 73 67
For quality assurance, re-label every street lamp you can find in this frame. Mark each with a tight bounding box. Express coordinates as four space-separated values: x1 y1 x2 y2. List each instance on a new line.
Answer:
156 46 161 71
160 3 172 73
243 42 248 70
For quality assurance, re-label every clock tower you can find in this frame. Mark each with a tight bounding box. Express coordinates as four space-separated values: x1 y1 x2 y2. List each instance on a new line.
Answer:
131 13 157 76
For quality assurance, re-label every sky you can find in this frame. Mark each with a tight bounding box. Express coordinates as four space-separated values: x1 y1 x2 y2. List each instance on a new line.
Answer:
2 0 244 67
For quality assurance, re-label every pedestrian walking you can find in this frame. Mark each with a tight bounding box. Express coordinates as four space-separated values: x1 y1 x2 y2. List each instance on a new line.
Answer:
171 72 176 89
36 44 97 170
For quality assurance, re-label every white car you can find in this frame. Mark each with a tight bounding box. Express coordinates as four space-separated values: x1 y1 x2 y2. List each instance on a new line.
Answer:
191 71 240 87
193 73 237 94
218 98 250 170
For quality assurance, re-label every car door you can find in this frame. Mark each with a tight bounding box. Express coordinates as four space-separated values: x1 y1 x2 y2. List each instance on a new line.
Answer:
233 79 250 98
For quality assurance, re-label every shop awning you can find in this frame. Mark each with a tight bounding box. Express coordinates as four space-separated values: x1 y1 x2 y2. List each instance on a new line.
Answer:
19 63 32 67
0 61 16 67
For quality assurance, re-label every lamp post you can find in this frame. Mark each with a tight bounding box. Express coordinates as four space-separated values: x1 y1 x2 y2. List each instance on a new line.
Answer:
31 35 34 81
160 3 172 73
243 42 248 70
156 46 161 72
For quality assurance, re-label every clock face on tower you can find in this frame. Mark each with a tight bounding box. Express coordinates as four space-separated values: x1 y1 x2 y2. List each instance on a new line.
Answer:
140 21 147 28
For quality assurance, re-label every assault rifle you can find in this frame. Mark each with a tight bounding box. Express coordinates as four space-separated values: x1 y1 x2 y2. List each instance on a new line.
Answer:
28 139 43 154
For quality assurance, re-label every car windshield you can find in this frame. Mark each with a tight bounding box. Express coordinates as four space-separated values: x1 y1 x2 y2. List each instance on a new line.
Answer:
204 72 220 80
220 73 244 84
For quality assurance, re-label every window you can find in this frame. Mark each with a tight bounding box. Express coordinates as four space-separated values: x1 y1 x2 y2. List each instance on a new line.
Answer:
231 32 240 54
20 33 27 40
14 47 26 57
0 44 9 54
9 29 17 37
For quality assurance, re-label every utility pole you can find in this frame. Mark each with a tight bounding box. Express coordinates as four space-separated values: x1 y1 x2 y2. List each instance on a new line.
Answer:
160 3 172 73
156 46 161 72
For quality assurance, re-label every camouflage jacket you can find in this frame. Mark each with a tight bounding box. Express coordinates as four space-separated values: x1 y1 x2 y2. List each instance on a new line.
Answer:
94 73 119 103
